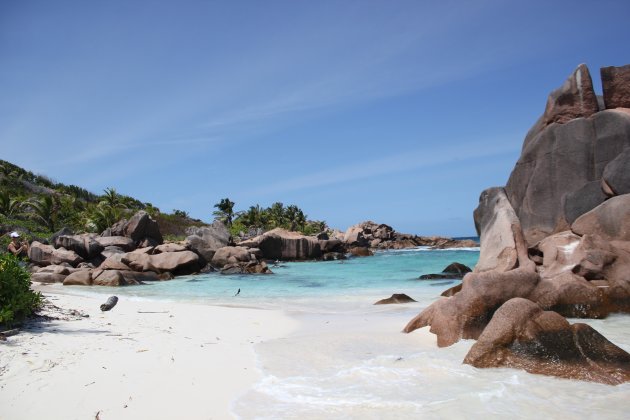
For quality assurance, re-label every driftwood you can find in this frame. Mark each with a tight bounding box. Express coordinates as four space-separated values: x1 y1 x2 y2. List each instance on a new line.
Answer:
100 296 118 312
0 328 19 340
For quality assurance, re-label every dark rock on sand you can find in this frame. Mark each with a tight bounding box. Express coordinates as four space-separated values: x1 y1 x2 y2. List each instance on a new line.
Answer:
374 294 417 305
463 298 630 385
404 268 540 347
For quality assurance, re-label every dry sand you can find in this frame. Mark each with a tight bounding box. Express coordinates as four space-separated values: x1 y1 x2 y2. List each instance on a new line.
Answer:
0 287 298 420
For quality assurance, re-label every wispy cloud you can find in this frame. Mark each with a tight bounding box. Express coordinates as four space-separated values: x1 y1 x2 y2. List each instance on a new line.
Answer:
243 136 520 197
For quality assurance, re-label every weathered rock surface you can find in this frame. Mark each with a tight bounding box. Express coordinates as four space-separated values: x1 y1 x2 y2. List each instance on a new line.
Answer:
572 194 630 241
463 298 630 385
94 236 135 251
220 260 272 275
154 243 188 253
404 268 540 347
542 63 599 126
103 210 163 245
211 246 253 268
601 64 630 109
31 272 68 283
99 255 132 271
185 220 231 262
63 269 93 286
405 63 630 382
122 250 201 275
28 241 84 267
374 294 417 305
506 109 630 245
602 148 630 196
124 211 163 244
473 188 527 272
53 234 104 259
239 228 321 261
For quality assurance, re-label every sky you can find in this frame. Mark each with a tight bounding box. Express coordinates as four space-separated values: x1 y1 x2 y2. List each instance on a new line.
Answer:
1 0 629 236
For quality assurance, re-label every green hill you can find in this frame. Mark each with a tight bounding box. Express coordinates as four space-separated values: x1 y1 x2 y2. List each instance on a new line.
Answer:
0 159 207 246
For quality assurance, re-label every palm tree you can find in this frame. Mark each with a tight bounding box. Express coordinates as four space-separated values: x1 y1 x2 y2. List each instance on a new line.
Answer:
101 187 122 208
0 191 23 218
285 205 300 231
268 202 285 229
213 198 236 227
26 195 59 231
243 205 266 228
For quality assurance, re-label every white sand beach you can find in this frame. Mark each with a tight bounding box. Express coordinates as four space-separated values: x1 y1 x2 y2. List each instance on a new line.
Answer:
0 287 298 420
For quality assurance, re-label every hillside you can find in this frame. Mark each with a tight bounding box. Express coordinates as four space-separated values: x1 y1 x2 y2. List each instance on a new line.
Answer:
0 159 207 245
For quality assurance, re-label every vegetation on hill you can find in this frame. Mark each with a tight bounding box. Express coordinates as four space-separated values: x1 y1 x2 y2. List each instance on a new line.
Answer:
0 160 326 250
0 159 206 244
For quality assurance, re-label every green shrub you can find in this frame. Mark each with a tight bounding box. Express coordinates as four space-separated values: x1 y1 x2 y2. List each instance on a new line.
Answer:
0 253 41 327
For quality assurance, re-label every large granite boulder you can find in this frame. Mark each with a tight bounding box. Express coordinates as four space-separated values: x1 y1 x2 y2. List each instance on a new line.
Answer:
63 269 93 286
463 298 630 385
210 246 253 268
28 241 84 267
601 64 630 109
506 109 630 245
473 188 527 272
103 211 163 245
239 228 321 260
94 236 135 251
53 234 104 259
122 250 201 275
99 254 133 271
571 194 630 241
31 272 68 283
124 211 163 244
542 63 599 126
404 268 540 347
602 147 630 196
185 220 230 261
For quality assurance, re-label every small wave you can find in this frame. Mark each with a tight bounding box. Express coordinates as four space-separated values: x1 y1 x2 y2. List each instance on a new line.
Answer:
375 246 480 254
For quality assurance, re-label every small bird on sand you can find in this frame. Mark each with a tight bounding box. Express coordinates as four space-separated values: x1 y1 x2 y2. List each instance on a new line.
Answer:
234 288 241 296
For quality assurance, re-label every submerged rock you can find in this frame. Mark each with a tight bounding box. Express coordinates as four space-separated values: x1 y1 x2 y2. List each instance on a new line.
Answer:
419 262 471 280
374 294 417 305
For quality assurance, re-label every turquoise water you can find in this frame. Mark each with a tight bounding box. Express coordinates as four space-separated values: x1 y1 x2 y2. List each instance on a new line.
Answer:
61 246 630 418
65 247 480 312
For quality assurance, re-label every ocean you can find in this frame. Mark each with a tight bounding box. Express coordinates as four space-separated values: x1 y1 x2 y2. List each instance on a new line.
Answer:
64 247 630 419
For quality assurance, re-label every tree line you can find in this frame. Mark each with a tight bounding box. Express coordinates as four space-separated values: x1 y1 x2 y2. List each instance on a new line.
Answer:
213 198 326 236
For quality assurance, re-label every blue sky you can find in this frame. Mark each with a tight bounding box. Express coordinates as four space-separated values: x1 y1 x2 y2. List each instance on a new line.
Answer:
1 0 629 236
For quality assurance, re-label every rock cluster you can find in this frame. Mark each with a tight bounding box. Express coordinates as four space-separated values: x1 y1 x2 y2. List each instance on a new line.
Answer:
28 211 203 286
343 221 477 251
405 63 630 384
